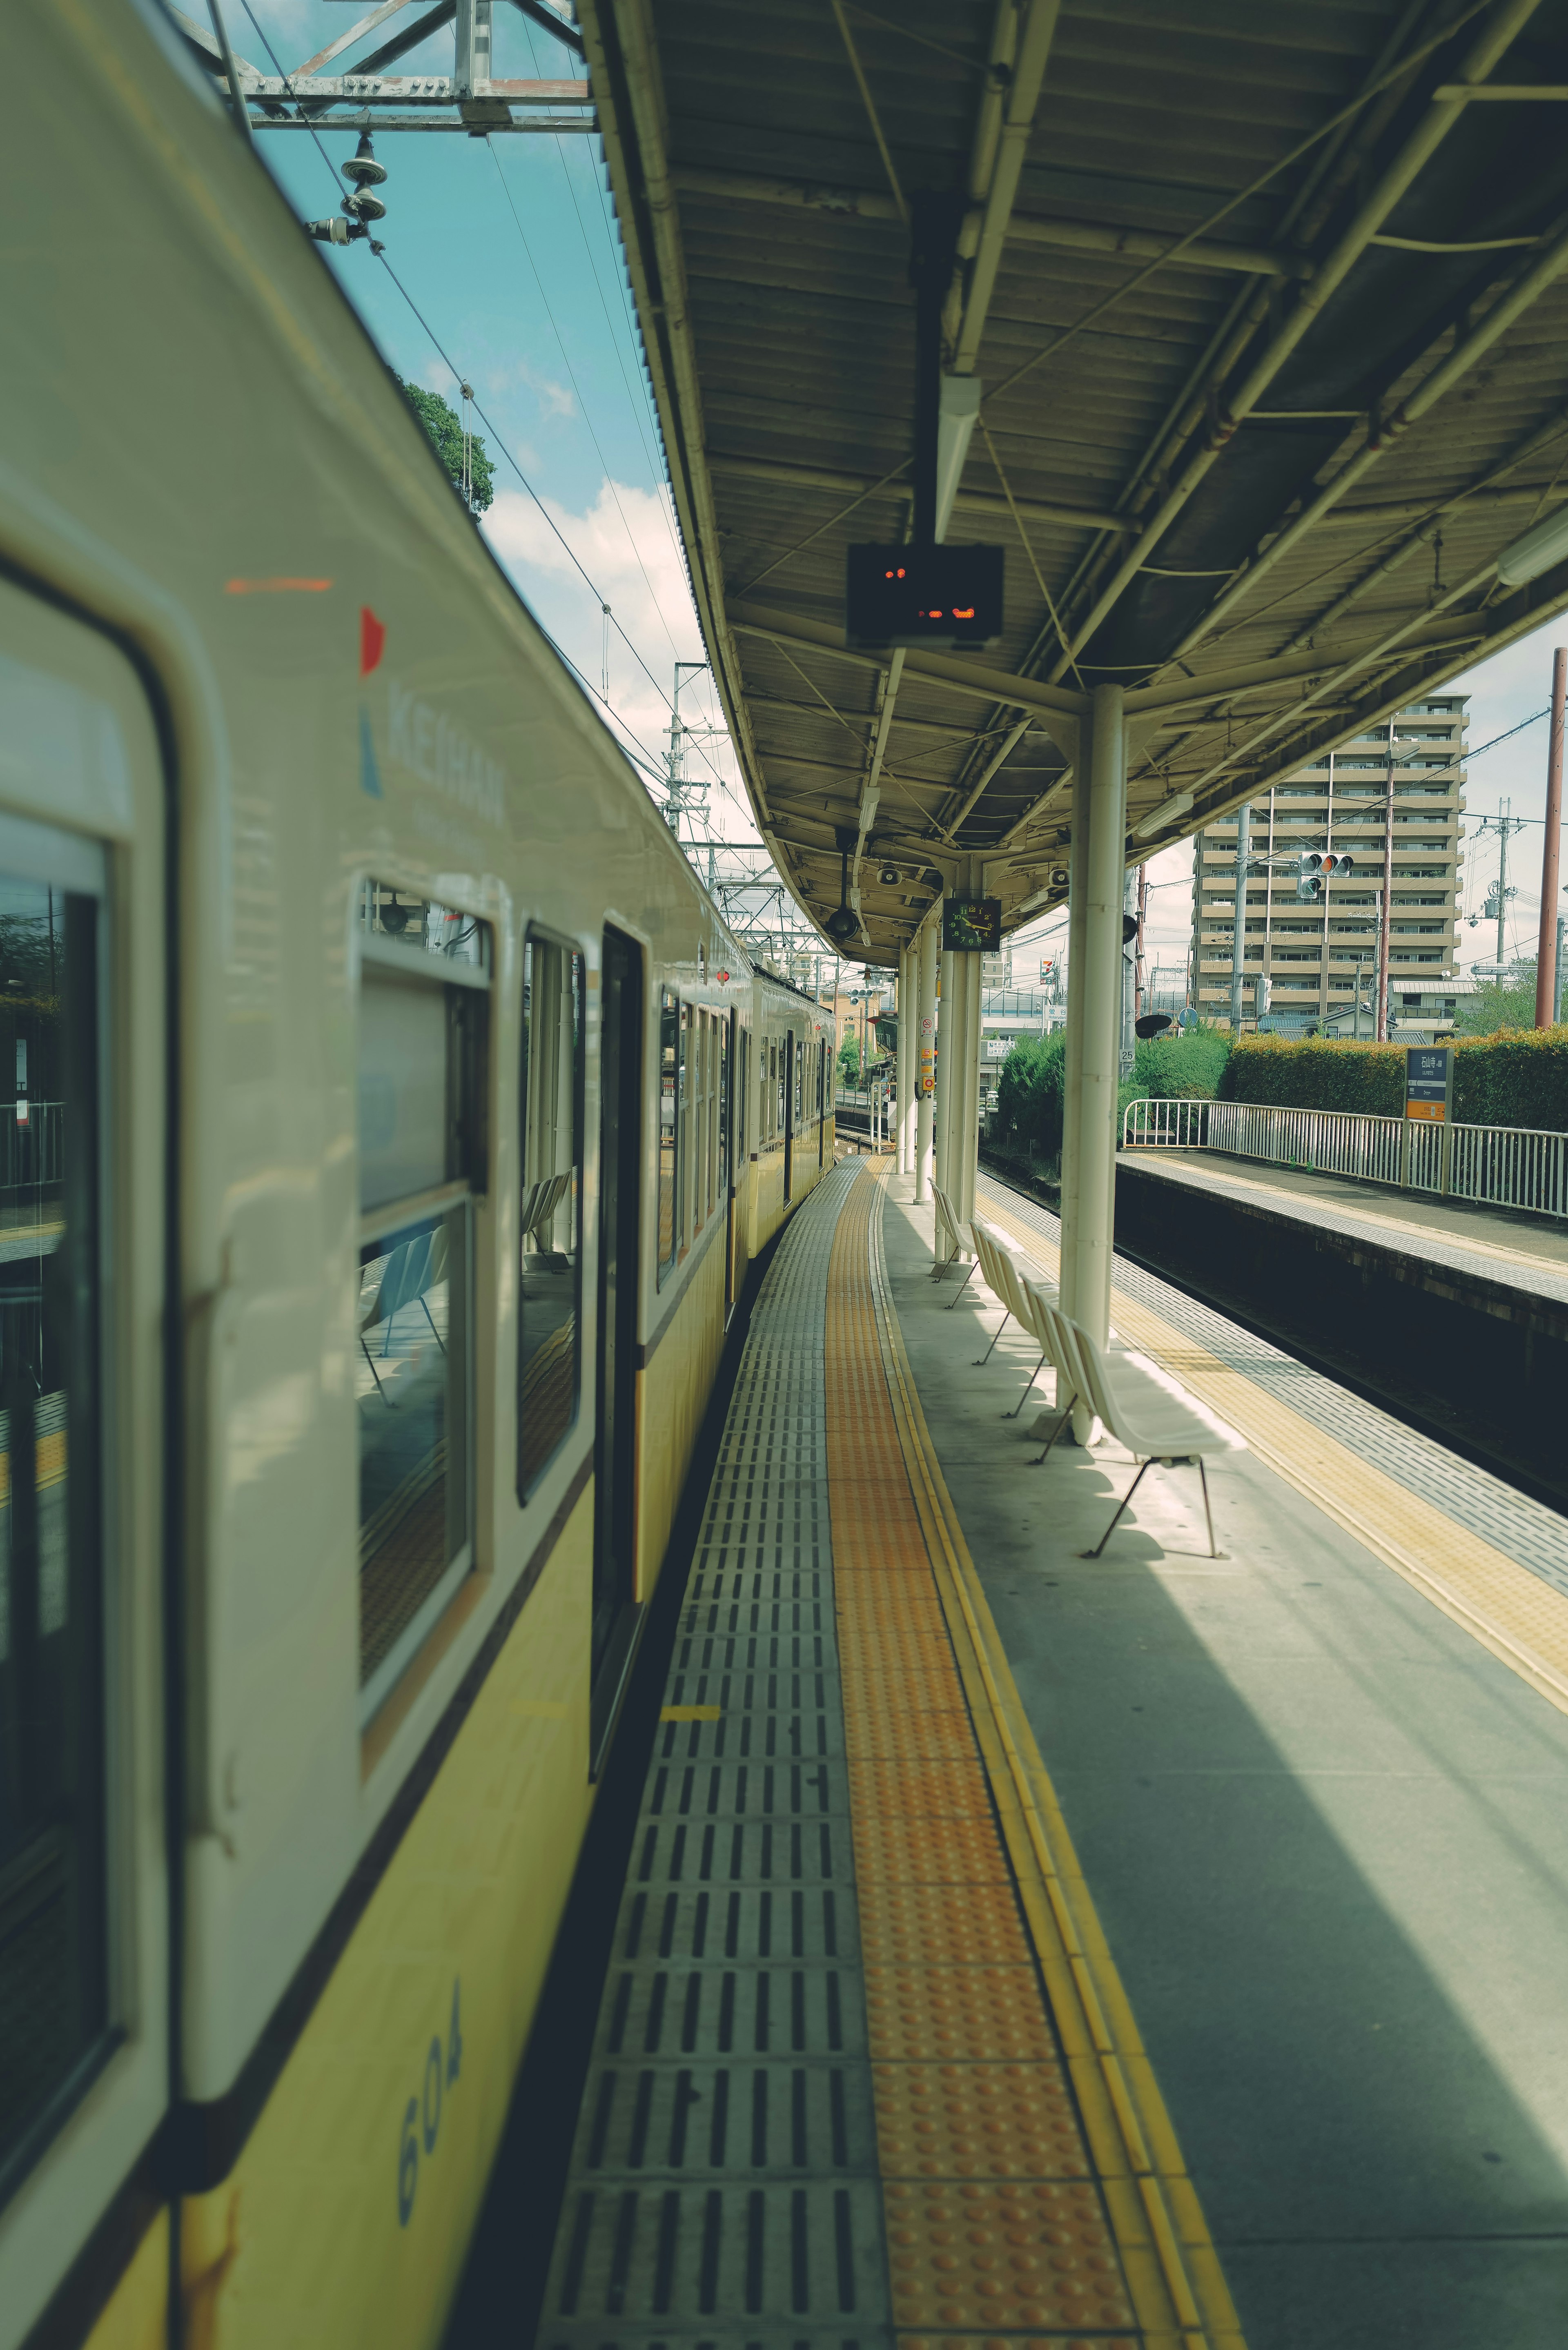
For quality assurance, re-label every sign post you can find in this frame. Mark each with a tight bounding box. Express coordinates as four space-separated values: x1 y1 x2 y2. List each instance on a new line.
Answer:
1403 1044 1454 1191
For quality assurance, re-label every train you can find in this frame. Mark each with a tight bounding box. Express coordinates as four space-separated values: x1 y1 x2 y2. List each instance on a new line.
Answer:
0 4 835 2344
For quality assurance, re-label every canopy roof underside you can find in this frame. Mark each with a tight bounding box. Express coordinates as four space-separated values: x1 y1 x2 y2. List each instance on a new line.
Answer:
582 0 1568 959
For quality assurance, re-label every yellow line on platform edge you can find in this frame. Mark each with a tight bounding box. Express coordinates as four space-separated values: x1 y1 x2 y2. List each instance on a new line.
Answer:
866 1171 1244 2350
975 1179 1568 1729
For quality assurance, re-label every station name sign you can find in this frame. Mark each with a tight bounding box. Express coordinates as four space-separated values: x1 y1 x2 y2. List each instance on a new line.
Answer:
1405 1045 1454 1124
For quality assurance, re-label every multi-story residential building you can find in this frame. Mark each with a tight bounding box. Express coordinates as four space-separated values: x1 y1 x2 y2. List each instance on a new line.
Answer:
1189 695 1468 1032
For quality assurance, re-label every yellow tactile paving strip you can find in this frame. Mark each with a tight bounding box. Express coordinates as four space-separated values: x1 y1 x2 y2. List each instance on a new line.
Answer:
976 1178 1568 1726
826 1162 1243 2349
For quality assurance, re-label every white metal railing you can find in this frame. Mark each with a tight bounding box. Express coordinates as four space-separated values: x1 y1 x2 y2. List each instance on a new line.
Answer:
1121 1096 1568 1220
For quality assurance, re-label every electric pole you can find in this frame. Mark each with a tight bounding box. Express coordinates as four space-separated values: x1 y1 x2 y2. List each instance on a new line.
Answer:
1537 646 1566 1027
1229 798 1251 1033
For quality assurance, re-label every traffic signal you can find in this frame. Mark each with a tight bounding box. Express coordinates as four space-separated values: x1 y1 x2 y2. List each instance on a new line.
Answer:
1296 849 1355 901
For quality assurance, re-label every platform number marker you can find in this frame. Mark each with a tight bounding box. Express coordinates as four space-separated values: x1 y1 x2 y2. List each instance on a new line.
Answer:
398 1979 463 2227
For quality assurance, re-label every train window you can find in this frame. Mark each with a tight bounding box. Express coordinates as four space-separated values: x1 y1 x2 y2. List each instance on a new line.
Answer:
689 1011 706 1237
0 829 107 2204
355 890 488 1722
717 1018 731 1201
518 933 584 1500
657 989 678 1287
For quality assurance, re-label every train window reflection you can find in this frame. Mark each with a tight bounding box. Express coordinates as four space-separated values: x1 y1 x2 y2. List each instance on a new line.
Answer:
518 933 584 1499
657 989 677 1286
356 912 487 1722
0 854 106 2204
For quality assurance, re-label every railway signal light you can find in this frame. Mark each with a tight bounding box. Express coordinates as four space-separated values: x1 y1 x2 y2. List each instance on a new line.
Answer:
1296 849 1355 901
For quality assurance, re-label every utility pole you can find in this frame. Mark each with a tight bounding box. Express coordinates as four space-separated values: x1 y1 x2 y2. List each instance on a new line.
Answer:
1537 646 1566 1027
1377 727 1393 1040
1229 798 1251 1033
1135 863 1147 1021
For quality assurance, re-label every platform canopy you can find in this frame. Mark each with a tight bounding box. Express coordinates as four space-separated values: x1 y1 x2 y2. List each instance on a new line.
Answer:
580 0 1568 960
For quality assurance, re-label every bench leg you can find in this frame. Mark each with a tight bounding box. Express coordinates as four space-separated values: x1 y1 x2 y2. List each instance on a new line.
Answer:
361 1336 393 1405
1197 1457 1218 1559
1029 1385 1078 1466
945 1259 978 1310
1004 1352 1047 1418
974 1310 1011 1365
1083 1458 1152 1557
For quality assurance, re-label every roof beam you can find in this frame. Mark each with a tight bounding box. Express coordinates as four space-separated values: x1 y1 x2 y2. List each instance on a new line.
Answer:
952 0 1061 374
730 599 1084 719
706 451 1136 535
668 165 1307 281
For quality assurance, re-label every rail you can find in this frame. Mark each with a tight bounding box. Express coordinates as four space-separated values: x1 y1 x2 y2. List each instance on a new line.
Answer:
1120 1096 1568 1221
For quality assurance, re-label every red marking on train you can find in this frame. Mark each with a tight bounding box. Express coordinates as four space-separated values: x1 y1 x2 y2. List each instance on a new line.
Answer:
223 577 333 594
360 606 387 676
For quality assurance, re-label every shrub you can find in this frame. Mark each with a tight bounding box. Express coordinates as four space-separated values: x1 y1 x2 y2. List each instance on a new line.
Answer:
993 1032 1067 1161
1218 1027 1568 1129
1131 1026 1231 1101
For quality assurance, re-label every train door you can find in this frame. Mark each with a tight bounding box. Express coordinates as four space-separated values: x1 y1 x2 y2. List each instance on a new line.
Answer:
818 1036 826 1167
782 1031 795 1203
0 580 169 2344
721 1008 735 1313
592 927 642 1753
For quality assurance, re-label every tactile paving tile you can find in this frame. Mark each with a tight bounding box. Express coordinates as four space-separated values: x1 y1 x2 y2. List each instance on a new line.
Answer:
978 1172 1568 1598
844 1709 983 1762
847 1761 998 1816
541 1164 897 2343
872 2063 1091 2181
882 2179 1135 2333
864 1969 1060 2065
850 1814 1012 1887
856 1884 1035 1969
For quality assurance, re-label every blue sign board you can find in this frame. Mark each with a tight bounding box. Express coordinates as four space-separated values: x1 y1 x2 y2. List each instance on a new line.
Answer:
1405 1045 1453 1123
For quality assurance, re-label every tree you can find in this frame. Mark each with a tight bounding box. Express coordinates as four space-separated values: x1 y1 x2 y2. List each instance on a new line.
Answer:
1454 957 1538 1036
837 1030 861 1086
395 376 495 512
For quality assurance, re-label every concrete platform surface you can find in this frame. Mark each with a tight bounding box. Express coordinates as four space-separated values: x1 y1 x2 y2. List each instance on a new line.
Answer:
883 1172 1568 2350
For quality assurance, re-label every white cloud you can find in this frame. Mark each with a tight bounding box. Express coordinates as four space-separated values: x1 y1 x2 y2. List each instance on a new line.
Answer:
483 476 757 831
493 357 575 420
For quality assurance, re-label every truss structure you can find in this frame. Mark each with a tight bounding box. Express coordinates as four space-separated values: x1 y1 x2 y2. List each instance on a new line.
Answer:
177 0 591 134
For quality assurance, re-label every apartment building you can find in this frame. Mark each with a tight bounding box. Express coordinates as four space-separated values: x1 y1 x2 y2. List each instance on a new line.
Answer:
1189 695 1467 1031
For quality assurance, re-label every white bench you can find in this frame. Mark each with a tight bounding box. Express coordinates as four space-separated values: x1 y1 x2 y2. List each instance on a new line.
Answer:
1026 1288 1244 1559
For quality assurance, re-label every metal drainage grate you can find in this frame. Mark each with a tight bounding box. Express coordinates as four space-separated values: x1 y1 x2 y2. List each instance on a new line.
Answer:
541 1166 891 2350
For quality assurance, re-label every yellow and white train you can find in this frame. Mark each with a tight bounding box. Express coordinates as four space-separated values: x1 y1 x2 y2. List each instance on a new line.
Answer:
0 4 834 2343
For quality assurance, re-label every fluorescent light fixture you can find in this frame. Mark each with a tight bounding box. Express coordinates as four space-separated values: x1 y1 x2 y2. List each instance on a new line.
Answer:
1495 506 1568 587
935 375 982 543
1131 789 1195 840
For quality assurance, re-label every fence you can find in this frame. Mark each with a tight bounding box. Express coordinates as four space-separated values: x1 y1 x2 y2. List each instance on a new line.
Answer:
1120 1095 1568 1221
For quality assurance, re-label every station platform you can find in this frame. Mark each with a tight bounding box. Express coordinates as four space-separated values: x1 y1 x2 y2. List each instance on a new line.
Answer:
1111 1147 1568 1516
535 1154 1568 2350
1117 1145 1568 1302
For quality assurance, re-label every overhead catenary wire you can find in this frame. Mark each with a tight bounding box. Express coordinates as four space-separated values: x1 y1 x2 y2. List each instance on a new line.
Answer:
233 0 727 797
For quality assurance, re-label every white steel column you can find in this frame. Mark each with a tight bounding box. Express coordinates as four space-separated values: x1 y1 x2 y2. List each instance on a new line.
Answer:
916 914 937 1204
935 917 958 1257
1060 686 1127 1351
897 945 915 1173
952 927 983 1232
1057 745 1094 1327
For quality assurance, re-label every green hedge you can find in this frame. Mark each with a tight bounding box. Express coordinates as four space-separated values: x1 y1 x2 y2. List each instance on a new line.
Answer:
994 1026 1233 1163
1218 1027 1568 1129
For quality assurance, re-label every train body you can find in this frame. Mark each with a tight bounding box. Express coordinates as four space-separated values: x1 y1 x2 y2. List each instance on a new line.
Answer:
0 6 833 2343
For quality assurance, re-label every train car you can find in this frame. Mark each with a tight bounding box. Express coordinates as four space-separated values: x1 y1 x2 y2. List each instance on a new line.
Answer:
0 4 833 2345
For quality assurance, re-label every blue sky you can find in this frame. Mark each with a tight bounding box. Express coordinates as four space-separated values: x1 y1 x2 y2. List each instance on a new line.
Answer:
228 0 755 830
226 0 1565 987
